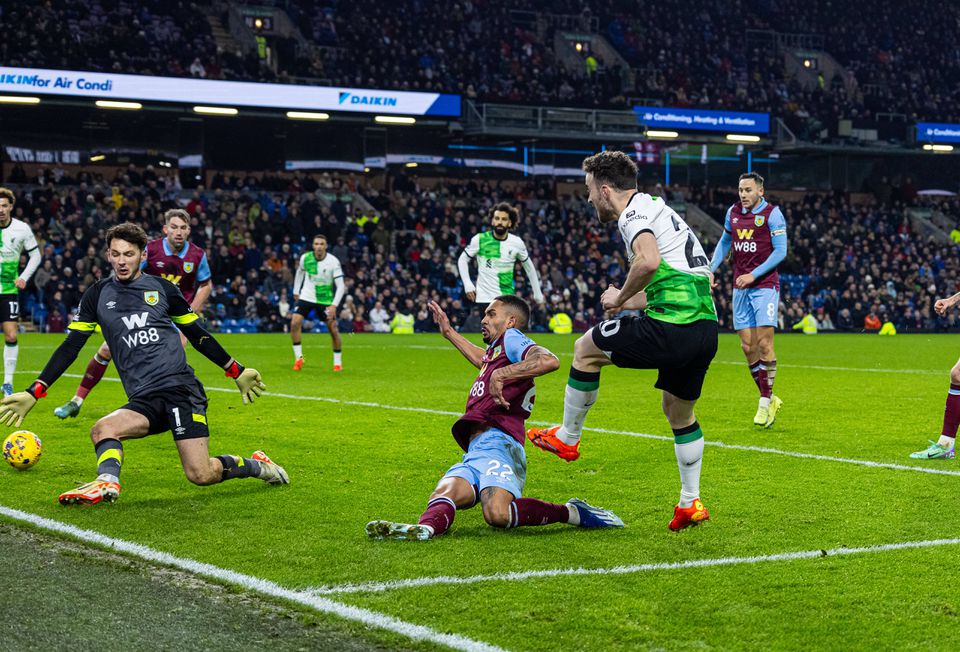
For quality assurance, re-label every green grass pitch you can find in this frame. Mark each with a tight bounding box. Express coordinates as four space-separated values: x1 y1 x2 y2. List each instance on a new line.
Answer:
3 332 960 650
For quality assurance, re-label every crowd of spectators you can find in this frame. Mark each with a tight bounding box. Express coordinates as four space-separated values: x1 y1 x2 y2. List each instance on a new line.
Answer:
6 164 960 338
4 0 958 131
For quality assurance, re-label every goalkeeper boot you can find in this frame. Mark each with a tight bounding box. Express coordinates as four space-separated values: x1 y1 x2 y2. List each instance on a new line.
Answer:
54 399 82 419
365 520 433 541
765 395 783 429
668 498 710 531
567 498 624 528
526 425 581 462
251 450 289 484
1 384 12 397
58 474 121 506
909 440 955 460
293 357 304 371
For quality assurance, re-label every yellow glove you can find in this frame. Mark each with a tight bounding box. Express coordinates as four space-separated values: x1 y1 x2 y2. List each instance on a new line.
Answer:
0 382 43 427
225 362 266 404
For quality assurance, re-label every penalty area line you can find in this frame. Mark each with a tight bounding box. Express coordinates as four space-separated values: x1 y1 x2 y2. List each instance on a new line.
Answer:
0 505 507 652
44 373 960 478
307 536 960 596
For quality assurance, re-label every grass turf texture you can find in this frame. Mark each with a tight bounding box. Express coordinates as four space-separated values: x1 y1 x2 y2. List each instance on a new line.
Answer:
2 332 960 650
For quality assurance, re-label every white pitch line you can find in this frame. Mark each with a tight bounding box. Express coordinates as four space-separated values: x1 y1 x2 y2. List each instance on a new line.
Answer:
44 373 960 478
0 505 507 652
307 536 960 596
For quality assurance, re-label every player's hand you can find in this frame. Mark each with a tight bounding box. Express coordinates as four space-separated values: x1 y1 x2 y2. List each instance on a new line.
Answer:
0 392 37 427
427 300 452 336
601 284 622 311
936 298 951 316
325 305 337 321
489 368 509 409
735 273 755 289
466 291 476 302
232 367 266 404
14 279 25 290
708 271 718 290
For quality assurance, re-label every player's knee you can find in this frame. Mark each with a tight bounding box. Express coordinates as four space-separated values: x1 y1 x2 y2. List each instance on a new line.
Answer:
950 366 960 385
739 339 752 357
89 421 115 444
482 503 511 529
184 463 218 486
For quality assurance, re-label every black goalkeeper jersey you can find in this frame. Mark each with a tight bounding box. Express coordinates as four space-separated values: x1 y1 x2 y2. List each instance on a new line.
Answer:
68 274 200 399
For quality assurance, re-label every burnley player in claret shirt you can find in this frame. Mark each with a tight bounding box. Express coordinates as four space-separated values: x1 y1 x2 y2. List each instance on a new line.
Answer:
366 295 623 540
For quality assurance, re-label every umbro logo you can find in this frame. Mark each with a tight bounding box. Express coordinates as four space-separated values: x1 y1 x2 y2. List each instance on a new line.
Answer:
106 301 116 310
155 262 164 268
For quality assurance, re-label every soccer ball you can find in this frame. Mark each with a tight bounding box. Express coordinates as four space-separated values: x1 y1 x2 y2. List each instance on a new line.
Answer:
2 431 42 470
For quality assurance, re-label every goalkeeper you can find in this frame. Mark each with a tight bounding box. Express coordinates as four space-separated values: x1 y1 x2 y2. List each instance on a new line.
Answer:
0 222 288 506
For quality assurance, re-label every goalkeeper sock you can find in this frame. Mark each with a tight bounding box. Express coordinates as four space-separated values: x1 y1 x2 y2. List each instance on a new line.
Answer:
216 455 262 481
3 341 17 386
417 496 455 537
95 438 123 480
673 422 704 508
557 367 599 445
77 353 110 399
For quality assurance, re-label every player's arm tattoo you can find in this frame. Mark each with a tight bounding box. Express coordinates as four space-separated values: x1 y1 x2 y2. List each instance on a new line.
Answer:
498 346 560 381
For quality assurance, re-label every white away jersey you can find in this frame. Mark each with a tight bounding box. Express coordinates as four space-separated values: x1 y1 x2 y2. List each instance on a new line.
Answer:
0 218 39 294
617 193 716 324
295 252 343 305
463 232 531 303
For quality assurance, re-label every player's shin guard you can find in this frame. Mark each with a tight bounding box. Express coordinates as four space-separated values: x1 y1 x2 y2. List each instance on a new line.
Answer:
3 341 17 386
216 455 262 481
508 498 570 528
673 422 704 508
558 367 600 445
942 384 960 439
418 496 456 537
95 438 123 480
77 354 110 399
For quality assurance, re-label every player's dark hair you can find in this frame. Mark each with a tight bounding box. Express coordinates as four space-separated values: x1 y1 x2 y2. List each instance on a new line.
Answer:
739 171 764 187
581 151 638 191
0 187 15 204
491 202 518 226
495 294 530 329
163 208 190 224
313 233 327 242
106 222 148 252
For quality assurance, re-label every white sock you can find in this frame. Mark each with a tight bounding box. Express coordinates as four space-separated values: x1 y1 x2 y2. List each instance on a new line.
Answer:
293 344 302 359
558 383 599 445
3 342 18 386
72 396 85 406
675 430 704 508
333 350 342 366
938 435 955 449
759 396 771 409
566 503 580 526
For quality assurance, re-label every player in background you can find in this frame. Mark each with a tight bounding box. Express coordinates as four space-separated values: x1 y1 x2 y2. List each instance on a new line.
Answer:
54 209 211 418
292 234 345 371
527 151 717 531
366 296 623 540
458 203 544 319
0 222 285 505
910 291 960 460
0 187 41 396
709 172 788 428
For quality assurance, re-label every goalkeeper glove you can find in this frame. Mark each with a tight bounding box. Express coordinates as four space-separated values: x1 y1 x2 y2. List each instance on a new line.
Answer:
0 381 46 428
225 361 266 404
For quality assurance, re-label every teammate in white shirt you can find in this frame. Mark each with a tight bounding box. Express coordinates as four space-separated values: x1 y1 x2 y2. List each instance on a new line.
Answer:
291 234 346 371
458 203 544 313
0 188 40 395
